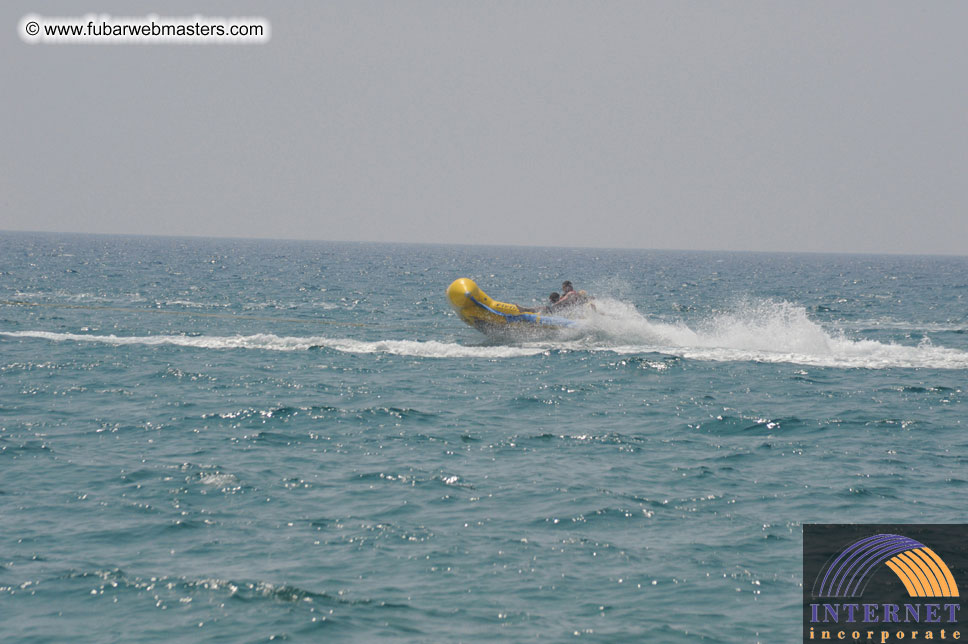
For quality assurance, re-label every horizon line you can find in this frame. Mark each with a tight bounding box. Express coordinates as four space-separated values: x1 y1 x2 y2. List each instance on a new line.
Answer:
1 227 965 260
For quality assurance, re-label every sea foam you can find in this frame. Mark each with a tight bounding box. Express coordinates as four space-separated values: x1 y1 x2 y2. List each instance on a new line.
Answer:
569 298 968 370
0 330 545 359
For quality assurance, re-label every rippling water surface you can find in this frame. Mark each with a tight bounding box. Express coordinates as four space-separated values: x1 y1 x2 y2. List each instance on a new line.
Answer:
1 233 966 642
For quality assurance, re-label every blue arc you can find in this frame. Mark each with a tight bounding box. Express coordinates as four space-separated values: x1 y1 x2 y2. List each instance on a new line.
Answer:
817 534 926 598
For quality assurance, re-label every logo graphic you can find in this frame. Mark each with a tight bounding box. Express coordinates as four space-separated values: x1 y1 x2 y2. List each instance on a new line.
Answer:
804 525 966 643
815 533 959 599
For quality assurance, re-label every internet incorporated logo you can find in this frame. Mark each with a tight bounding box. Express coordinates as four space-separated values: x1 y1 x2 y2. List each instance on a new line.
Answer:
804 525 966 643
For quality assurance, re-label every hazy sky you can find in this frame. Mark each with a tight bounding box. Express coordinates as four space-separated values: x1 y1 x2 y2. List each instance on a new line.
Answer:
3 1 967 254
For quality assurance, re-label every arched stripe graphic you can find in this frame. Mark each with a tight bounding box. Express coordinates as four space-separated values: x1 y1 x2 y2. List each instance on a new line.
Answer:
923 547 959 596
815 534 959 598
885 548 960 598
894 552 931 596
916 551 943 594
836 535 922 596
902 550 942 596
884 559 918 597
818 534 905 597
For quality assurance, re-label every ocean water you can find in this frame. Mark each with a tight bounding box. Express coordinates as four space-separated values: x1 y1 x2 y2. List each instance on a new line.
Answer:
1 232 966 642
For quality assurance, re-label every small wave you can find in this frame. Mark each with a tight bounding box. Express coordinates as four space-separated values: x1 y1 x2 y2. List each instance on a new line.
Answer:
842 317 968 333
11 290 147 305
164 299 229 309
0 330 544 359
66 568 374 608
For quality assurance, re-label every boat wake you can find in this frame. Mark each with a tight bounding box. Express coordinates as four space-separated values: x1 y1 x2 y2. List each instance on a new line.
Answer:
563 297 968 370
0 330 545 359
3 298 968 369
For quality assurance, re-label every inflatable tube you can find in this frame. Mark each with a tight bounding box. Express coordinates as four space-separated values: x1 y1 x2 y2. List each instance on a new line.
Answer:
446 278 578 335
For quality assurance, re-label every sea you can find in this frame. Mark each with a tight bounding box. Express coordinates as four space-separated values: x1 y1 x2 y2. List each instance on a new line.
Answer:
1 231 966 643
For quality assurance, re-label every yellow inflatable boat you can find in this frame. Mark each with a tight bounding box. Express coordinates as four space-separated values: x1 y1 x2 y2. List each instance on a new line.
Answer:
446 278 580 335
